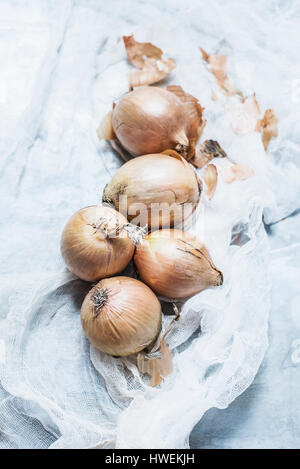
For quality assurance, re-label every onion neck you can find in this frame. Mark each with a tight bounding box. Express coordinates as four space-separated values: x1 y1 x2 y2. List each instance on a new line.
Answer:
173 128 189 158
91 217 122 240
91 288 108 318
123 224 146 246
216 270 223 286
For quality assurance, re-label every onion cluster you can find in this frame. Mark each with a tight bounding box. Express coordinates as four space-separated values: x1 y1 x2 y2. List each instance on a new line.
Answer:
60 82 222 361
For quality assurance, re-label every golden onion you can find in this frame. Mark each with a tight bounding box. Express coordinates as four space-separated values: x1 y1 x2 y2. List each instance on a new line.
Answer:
61 205 134 282
81 276 162 356
134 229 223 300
102 152 201 230
111 86 203 159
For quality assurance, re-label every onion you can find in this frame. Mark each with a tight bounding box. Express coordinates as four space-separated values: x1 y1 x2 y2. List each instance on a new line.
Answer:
102 151 201 230
112 86 204 159
61 205 134 282
134 229 223 300
81 276 162 356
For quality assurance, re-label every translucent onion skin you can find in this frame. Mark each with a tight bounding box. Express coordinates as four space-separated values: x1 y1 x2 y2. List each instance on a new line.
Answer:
81 276 162 356
102 153 201 230
61 205 134 282
134 229 223 300
112 86 189 157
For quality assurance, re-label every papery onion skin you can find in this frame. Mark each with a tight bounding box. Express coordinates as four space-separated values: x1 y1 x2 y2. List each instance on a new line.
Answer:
112 86 190 157
61 205 135 282
81 276 162 356
102 152 201 230
134 229 223 300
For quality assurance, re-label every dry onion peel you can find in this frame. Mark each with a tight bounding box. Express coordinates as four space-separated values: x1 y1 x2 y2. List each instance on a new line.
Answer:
167 85 206 160
102 152 201 230
97 110 115 141
211 89 221 101
81 276 162 357
111 86 204 159
200 47 278 149
222 163 254 183
122 223 147 246
244 94 261 120
225 90 278 151
257 108 278 150
229 96 278 149
192 139 227 169
61 205 135 282
203 164 218 200
200 48 242 97
229 94 261 135
123 35 176 87
134 229 223 300
97 111 132 161
137 339 173 387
